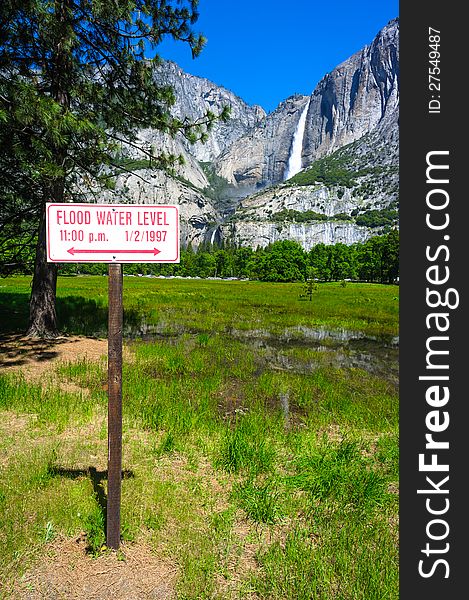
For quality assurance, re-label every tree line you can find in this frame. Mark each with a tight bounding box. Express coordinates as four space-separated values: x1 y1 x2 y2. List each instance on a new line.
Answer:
54 229 399 284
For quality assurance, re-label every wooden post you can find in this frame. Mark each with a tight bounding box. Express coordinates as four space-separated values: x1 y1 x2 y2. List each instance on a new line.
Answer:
107 263 123 549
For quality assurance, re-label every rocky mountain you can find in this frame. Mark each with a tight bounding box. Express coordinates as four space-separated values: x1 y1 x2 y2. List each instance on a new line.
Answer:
106 18 399 249
215 94 310 192
301 18 399 165
122 60 266 192
213 18 398 192
154 60 266 163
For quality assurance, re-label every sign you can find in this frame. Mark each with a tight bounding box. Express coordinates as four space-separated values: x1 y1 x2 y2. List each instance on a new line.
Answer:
46 202 181 549
46 203 179 263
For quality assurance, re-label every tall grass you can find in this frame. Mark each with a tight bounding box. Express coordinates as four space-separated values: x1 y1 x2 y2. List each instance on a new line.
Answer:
254 516 398 599
217 414 276 475
287 437 389 513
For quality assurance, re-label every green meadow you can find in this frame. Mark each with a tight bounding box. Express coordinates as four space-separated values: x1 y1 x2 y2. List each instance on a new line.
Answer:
0 276 399 598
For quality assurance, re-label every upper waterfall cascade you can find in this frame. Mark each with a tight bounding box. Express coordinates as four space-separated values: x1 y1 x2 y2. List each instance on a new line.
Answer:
284 99 311 181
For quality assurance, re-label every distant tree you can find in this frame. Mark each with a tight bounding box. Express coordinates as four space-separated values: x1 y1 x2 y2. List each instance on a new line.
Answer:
381 229 399 283
195 251 216 278
180 244 197 276
309 243 331 281
233 246 254 279
357 236 384 282
301 266 319 301
328 243 356 280
0 0 229 337
213 249 233 278
255 240 307 282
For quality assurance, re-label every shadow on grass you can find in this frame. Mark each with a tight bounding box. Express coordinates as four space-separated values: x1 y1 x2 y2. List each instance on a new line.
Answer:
0 291 144 337
52 466 134 551
0 334 76 369
0 291 30 334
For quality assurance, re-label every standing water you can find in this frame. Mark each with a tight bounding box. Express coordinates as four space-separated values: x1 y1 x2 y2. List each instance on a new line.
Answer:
284 98 311 180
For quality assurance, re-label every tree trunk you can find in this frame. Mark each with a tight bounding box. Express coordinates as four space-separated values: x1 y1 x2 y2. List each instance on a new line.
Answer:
27 0 70 338
26 204 59 338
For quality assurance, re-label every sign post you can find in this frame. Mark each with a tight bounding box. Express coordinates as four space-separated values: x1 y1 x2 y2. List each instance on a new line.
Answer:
107 262 123 549
46 203 180 550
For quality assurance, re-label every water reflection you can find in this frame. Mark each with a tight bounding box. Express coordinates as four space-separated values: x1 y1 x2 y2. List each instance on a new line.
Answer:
230 325 398 347
125 320 398 386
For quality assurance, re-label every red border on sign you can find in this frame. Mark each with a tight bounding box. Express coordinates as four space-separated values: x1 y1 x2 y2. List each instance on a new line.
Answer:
46 203 180 263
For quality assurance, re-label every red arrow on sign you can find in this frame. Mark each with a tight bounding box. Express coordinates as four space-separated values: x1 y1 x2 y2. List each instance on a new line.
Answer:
67 247 161 256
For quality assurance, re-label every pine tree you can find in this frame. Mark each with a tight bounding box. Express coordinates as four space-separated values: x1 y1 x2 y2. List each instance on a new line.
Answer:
0 0 229 337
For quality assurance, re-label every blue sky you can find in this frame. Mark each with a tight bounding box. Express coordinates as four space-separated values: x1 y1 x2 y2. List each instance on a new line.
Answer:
156 0 399 113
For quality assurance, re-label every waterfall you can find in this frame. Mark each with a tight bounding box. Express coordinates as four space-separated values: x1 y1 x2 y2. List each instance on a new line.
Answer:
284 99 310 181
208 224 222 246
210 228 217 245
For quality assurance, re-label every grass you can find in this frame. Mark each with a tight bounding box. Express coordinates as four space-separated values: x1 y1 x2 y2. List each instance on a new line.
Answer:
0 276 398 338
233 479 283 524
217 415 277 475
0 275 399 598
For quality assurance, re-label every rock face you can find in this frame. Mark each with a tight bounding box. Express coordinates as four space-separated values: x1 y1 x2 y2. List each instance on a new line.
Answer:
222 220 373 251
221 182 377 250
109 18 399 250
302 18 399 164
101 169 222 249
214 18 399 192
132 60 266 172
155 61 266 162
215 94 310 191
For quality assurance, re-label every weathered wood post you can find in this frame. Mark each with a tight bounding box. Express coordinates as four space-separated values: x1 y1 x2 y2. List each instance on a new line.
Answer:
107 262 123 549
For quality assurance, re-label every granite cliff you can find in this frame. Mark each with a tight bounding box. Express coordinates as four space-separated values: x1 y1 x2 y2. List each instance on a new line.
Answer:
106 18 399 249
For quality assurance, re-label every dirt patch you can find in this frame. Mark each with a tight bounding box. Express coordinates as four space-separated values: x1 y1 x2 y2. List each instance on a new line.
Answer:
0 411 35 434
12 534 177 600
0 335 108 381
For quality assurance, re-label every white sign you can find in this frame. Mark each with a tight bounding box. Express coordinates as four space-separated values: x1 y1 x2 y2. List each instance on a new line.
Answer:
46 203 180 263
